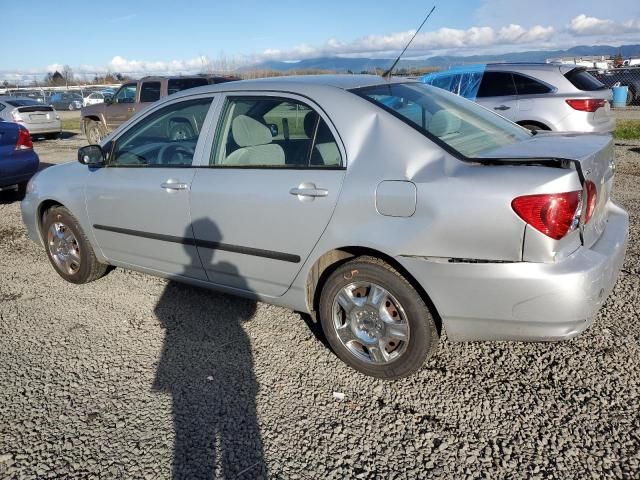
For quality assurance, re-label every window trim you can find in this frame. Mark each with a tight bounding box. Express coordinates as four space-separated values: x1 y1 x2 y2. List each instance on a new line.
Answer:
205 93 346 170
106 96 216 168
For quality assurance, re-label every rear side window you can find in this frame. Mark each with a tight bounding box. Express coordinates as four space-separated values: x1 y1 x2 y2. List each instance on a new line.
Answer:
211 96 342 168
168 78 209 95
476 72 516 97
140 82 161 103
513 74 551 95
565 69 606 91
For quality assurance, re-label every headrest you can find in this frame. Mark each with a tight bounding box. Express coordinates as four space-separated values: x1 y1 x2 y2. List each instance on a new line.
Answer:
429 110 462 137
231 115 272 147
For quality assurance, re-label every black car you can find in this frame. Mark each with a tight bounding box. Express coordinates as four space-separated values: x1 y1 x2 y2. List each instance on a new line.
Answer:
589 68 640 105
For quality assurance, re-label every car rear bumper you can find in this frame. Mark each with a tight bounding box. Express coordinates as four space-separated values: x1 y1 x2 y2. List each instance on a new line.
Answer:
397 201 629 342
23 121 62 135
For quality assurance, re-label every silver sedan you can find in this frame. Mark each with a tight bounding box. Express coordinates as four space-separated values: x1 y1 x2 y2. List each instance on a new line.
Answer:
20 75 628 379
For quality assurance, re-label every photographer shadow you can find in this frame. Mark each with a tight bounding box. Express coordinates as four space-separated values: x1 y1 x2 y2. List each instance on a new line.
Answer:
152 218 265 479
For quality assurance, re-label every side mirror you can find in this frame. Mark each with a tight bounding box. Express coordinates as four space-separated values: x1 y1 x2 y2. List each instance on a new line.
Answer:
268 123 279 137
78 145 105 167
104 97 113 105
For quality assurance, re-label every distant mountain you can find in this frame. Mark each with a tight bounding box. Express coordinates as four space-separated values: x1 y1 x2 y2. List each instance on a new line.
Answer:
242 44 640 72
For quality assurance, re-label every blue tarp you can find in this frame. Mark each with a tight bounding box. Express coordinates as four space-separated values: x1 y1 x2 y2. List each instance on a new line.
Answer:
420 64 487 100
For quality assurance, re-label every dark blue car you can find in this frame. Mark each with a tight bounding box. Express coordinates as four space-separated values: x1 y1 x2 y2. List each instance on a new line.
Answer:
0 121 40 193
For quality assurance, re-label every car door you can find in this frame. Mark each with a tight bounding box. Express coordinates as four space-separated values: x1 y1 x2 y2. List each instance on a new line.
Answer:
190 93 346 297
475 71 519 121
85 95 216 279
105 82 137 130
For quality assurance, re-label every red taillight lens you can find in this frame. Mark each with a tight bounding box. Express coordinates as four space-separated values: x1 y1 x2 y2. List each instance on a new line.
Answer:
584 181 597 224
565 99 606 112
15 127 33 150
512 191 582 240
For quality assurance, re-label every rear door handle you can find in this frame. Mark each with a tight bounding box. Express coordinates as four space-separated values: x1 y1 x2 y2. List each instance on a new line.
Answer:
161 181 189 191
494 105 510 111
289 182 328 201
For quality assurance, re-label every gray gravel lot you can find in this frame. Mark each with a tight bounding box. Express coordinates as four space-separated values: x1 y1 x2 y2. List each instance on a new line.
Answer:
0 135 639 479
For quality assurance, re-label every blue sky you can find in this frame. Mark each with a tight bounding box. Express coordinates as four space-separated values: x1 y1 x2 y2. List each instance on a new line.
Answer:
1 0 639 80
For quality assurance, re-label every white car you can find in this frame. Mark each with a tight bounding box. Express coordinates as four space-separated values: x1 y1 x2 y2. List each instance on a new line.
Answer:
83 92 112 107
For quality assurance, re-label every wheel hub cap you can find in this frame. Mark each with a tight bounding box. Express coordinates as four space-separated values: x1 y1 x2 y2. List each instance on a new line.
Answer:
332 281 410 365
47 221 81 275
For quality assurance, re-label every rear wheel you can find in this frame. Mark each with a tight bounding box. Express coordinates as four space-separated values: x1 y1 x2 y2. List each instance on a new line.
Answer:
42 206 108 284
318 256 439 379
68 103 76 111
520 123 548 132
85 120 106 144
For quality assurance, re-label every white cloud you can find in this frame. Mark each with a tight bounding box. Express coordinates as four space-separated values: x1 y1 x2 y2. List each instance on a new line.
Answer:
259 23 554 61
569 14 640 36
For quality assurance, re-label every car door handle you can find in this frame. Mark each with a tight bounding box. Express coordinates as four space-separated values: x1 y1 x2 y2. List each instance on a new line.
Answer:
494 105 510 111
161 181 189 191
289 186 329 198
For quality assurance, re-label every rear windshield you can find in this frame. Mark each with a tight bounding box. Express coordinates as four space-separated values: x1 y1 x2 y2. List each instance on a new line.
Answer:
565 69 607 91
6 99 40 107
354 82 531 158
167 78 209 95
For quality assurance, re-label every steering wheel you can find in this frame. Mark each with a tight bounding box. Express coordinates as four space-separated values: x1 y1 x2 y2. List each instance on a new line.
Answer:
156 143 196 165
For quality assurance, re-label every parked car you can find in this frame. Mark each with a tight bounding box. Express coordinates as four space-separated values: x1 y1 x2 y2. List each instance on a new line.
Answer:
421 63 614 133
589 68 640 105
81 75 238 143
0 97 61 139
22 76 628 379
0 121 39 193
83 91 113 107
47 92 83 111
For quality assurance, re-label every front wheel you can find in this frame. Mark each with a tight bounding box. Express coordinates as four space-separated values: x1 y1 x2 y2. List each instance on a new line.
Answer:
318 256 439 379
42 206 108 284
85 120 106 144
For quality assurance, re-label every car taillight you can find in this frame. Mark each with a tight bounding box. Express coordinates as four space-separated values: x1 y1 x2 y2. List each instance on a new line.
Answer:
512 191 582 240
15 127 33 150
11 110 23 122
565 99 606 112
584 181 597 224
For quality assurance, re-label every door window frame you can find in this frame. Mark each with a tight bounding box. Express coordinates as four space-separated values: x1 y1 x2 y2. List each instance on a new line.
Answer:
193 91 347 170
104 93 220 168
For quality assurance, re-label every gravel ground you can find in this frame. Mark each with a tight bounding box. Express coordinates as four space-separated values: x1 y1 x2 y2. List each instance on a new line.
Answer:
0 136 638 479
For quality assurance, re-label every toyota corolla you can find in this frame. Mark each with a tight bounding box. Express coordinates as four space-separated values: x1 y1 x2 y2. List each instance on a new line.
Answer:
21 75 628 379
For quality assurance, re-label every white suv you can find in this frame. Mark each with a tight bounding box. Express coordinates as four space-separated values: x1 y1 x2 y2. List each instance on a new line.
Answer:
422 63 614 133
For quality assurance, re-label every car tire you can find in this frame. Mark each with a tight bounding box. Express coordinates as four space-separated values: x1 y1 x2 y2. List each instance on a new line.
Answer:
318 256 439 379
68 103 76 111
42 206 108 284
85 120 106 144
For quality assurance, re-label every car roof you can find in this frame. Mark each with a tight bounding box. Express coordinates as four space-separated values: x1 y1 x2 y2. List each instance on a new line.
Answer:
167 74 411 99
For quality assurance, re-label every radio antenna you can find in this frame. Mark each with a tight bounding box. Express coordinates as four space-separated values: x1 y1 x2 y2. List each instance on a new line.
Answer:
382 5 436 79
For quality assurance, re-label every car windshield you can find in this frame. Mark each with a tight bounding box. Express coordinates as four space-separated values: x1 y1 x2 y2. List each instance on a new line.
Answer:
354 82 531 158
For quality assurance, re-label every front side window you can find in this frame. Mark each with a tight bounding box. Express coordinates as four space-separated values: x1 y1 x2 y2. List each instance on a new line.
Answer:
476 72 516 97
114 83 137 104
110 97 213 167
355 83 531 158
140 82 161 103
211 96 342 167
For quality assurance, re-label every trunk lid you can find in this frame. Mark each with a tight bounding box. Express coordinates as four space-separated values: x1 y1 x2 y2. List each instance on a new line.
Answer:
478 132 615 248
